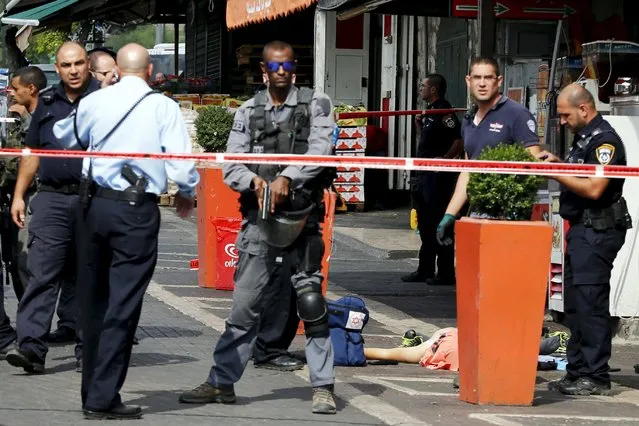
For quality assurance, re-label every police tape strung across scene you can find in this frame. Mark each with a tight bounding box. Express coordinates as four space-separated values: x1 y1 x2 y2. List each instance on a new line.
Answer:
1 148 638 179
335 108 467 120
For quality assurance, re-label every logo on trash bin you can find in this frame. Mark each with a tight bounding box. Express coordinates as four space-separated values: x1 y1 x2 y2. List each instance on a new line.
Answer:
224 243 239 268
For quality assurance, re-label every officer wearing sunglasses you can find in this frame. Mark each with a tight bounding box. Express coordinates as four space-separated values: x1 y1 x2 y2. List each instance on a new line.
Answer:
180 40 338 415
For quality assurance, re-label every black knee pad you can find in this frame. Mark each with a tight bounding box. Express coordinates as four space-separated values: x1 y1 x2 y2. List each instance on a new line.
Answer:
298 235 324 273
297 291 329 338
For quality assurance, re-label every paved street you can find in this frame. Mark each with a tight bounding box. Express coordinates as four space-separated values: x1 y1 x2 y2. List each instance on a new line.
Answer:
2 207 639 425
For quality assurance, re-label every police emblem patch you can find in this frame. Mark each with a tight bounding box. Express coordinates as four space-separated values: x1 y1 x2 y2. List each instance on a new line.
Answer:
527 119 536 133
232 120 245 132
595 143 615 165
443 114 455 129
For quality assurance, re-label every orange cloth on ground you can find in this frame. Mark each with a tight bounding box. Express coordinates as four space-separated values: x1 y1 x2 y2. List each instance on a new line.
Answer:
419 328 459 371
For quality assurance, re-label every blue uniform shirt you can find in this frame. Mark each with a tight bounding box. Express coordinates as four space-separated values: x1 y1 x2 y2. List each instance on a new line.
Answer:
53 76 199 198
461 95 539 159
25 79 101 185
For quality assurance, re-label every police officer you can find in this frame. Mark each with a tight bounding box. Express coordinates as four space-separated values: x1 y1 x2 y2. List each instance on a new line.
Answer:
436 57 541 245
536 84 630 396
5 42 100 374
0 66 47 360
251 60 304 374
53 43 199 419
179 40 337 414
47 49 122 346
2 66 47 301
402 74 462 285
88 48 118 87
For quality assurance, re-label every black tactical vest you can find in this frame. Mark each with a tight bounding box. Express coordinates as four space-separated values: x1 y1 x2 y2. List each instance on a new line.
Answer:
247 87 314 181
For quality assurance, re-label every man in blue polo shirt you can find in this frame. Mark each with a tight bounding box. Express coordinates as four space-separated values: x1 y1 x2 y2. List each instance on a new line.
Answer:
436 56 542 245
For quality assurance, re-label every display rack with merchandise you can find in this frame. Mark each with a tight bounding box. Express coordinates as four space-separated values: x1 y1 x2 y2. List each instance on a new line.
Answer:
334 104 368 210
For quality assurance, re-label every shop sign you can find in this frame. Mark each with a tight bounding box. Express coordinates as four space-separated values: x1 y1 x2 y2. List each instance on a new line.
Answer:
452 0 578 20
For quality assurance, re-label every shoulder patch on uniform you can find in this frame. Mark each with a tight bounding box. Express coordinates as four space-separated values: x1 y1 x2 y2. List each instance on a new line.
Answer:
527 119 536 133
232 120 245 132
315 96 332 116
595 143 615 166
443 114 455 129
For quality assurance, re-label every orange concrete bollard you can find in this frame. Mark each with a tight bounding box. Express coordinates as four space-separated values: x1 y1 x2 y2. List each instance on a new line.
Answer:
196 167 241 289
296 190 337 335
455 218 553 405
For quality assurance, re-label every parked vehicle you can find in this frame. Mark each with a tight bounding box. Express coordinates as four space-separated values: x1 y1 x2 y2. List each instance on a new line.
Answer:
33 64 60 88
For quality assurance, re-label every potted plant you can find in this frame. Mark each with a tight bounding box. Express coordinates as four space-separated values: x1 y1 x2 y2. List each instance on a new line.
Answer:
194 106 242 289
466 144 544 220
455 143 553 406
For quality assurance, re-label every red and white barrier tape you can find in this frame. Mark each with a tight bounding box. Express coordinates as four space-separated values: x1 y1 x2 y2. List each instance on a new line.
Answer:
335 108 466 120
2 148 637 179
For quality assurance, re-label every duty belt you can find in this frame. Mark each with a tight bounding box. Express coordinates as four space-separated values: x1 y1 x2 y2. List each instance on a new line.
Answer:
92 185 158 204
39 183 80 195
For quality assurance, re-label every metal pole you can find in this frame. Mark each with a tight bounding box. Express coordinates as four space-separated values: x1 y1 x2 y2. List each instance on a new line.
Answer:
174 22 179 76
0 0 24 19
155 24 164 47
478 0 495 57
544 19 563 147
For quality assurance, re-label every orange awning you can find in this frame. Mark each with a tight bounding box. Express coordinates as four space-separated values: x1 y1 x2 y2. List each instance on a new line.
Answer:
226 0 317 29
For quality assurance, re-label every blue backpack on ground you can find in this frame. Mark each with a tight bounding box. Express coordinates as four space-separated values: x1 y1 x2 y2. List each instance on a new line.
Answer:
327 295 370 366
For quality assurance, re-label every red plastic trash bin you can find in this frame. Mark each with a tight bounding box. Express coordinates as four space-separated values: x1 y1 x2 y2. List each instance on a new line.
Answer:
213 218 242 291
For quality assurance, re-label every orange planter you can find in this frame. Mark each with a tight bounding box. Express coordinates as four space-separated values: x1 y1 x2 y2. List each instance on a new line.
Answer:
455 218 553 406
196 167 241 289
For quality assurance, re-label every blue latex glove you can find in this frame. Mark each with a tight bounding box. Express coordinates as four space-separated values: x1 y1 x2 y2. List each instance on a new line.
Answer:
436 214 456 246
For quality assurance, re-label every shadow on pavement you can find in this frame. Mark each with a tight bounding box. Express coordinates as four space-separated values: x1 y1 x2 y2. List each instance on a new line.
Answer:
127 386 367 423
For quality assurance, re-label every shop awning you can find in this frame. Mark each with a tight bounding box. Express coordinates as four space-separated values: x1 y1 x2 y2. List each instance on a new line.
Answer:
227 0 317 29
318 0 450 19
1 0 79 27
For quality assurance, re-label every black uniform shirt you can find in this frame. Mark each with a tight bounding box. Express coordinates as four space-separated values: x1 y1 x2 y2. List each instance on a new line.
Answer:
25 78 101 186
559 113 626 221
417 98 461 159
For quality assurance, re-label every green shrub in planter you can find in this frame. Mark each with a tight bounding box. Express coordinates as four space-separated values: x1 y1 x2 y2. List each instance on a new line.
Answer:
194 106 236 153
467 143 544 221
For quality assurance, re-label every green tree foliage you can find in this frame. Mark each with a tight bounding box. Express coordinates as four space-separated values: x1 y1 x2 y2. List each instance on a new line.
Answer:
194 106 235 153
25 30 69 63
105 24 185 51
467 143 544 220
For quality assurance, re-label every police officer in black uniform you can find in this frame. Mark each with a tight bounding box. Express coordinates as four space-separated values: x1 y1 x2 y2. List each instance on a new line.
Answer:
537 83 631 396
402 74 463 285
6 41 100 374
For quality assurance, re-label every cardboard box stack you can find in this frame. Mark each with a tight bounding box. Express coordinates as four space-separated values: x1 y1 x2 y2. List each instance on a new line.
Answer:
334 108 367 206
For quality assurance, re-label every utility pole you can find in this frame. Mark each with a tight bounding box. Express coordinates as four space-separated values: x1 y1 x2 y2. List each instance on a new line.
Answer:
155 24 164 47
0 0 7 67
478 0 495 57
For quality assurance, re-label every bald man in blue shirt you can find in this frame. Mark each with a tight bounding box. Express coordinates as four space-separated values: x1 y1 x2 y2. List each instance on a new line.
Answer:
54 43 199 420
